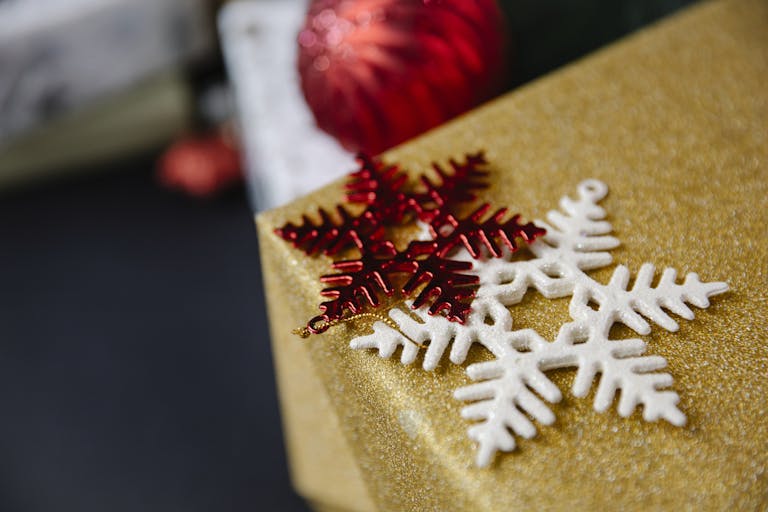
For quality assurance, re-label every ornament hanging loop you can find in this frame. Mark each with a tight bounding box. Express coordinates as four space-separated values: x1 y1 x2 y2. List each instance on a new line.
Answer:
308 315 332 334
292 309 426 349
291 316 332 338
577 179 608 202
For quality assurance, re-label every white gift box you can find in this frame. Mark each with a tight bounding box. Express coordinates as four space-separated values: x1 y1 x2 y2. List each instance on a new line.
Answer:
219 0 354 211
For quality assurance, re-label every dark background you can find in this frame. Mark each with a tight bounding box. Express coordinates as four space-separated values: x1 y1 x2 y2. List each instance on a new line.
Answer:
0 1 694 511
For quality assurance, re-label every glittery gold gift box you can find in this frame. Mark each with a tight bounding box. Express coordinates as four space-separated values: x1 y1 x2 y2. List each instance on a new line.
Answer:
256 0 768 509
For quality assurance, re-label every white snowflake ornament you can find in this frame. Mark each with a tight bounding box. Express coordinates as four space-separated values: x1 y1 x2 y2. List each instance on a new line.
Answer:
350 178 728 467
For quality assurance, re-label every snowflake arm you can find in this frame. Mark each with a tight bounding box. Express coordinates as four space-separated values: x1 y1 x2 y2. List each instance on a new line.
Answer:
350 298 514 370
276 206 384 256
352 318 423 365
345 154 412 223
409 152 489 222
529 179 620 268
429 204 545 258
471 179 620 308
454 363 558 468
454 322 686 467
452 329 562 468
395 243 478 321
311 242 399 331
558 325 685 425
570 263 730 336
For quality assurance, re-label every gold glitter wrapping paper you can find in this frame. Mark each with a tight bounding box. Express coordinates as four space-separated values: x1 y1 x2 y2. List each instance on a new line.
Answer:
257 0 768 509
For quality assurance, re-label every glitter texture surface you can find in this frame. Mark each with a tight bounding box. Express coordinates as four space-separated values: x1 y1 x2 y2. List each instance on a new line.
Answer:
257 0 768 509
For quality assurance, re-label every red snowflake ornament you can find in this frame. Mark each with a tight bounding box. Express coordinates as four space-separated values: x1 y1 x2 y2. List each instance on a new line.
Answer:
276 153 545 334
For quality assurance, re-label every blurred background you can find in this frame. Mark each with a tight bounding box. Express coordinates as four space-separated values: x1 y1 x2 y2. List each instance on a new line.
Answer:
0 1 694 510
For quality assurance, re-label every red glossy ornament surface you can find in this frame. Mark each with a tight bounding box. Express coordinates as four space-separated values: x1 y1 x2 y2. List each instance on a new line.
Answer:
298 0 507 155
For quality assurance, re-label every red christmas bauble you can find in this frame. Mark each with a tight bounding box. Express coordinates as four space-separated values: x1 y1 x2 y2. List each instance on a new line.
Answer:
298 0 507 155
157 129 243 198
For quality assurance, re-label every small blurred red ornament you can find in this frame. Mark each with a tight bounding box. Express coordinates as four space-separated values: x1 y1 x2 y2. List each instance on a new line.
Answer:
298 0 508 155
157 128 243 198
